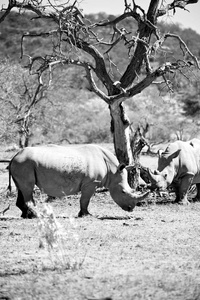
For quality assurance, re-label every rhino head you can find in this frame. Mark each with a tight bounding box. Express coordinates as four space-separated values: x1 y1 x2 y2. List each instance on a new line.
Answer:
147 169 169 190
108 164 149 212
147 148 181 190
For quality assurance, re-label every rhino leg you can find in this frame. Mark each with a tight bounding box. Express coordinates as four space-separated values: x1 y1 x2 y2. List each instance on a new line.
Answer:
78 184 96 217
12 167 38 218
195 183 200 201
16 189 26 212
172 183 180 203
16 188 38 219
178 175 194 205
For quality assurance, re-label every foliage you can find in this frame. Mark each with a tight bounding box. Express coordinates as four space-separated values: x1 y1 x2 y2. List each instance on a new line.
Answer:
0 59 112 145
126 86 190 142
181 84 200 117
36 85 112 145
0 59 49 146
0 60 31 143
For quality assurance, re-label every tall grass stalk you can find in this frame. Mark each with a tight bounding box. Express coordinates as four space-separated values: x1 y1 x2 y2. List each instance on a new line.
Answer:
37 192 85 270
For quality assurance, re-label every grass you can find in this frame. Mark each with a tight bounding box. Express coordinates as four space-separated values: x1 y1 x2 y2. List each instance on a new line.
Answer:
1 192 200 300
0 146 200 299
37 200 86 271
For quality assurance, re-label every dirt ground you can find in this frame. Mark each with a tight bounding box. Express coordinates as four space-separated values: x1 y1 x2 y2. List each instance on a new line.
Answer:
1 151 200 300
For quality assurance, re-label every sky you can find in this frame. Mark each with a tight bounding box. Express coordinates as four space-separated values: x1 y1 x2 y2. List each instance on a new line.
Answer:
1 0 200 34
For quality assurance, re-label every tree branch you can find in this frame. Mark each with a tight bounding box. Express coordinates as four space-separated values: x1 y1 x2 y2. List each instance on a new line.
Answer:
109 61 185 104
1 0 199 108
14 0 115 95
120 0 160 88
0 0 16 23
157 0 199 17
164 33 200 69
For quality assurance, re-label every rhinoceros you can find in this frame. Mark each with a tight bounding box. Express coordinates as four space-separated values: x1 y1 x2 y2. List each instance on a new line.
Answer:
147 138 200 204
8 144 149 218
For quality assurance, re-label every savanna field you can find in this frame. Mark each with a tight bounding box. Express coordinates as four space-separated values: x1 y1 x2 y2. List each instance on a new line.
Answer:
0 1 200 298
1 145 200 300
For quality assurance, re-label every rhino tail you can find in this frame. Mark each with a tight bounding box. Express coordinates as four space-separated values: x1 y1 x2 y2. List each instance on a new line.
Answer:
7 164 12 195
6 150 22 194
7 152 20 195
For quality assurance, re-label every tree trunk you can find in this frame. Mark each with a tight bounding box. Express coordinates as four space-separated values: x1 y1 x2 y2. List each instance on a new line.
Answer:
19 129 29 148
109 102 134 165
129 127 148 189
109 102 149 189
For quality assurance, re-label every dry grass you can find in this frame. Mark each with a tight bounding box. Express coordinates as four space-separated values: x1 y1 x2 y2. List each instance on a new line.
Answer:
1 191 200 300
0 147 200 299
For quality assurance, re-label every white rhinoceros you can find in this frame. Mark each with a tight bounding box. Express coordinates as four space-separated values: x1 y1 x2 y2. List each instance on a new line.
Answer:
148 138 200 204
9 144 149 218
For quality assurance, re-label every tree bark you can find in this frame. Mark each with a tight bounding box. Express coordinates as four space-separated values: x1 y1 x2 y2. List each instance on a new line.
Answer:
129 127 148 189
19 130 29 148
109 102 134 165
120 0 160 88
109 102 149 189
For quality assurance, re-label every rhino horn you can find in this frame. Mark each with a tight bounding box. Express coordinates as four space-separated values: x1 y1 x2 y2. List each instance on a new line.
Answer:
148 169 161 182
133 191 150 201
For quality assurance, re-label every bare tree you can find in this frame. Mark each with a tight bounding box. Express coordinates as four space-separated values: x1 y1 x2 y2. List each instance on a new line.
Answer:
0 0 199 161
16 80 46 148
0 60 47 147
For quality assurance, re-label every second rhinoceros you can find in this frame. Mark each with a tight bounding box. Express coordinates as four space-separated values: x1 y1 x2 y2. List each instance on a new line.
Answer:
147 138 200 204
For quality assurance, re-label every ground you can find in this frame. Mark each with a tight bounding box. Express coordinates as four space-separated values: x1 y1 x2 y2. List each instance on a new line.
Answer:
0 148 200 300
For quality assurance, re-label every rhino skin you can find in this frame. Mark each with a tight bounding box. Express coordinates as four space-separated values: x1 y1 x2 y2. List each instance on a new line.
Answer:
9 144 149 218
148 138 200 204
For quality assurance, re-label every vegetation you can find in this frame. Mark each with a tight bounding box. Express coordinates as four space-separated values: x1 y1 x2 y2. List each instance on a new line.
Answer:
0 2 200 151
1 3 200 298
1 190 200 300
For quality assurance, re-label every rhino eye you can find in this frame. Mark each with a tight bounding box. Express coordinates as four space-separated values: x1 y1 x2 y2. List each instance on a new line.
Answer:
163 173 167 179
118 163 126 172
127 206 132 212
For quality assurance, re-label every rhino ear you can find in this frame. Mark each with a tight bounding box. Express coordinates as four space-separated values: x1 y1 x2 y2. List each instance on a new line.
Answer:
172 149 181 159
117 163 126 172
190 141 194 147
157 149 163 158
154 170 160 175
